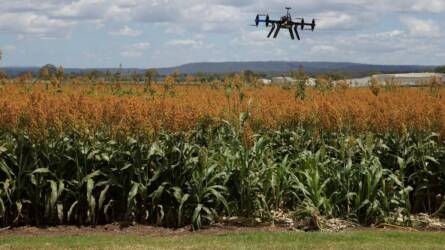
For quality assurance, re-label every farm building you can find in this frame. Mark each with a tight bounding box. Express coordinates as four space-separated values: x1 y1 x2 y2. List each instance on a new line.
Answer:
271 77 296 84
347 73 445 88
260 73 445 87
269 77 316 86
257 78 272 85
347 77 372 88
372 73 445 86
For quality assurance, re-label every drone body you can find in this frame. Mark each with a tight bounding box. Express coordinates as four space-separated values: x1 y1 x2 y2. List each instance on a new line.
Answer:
254 7 316 40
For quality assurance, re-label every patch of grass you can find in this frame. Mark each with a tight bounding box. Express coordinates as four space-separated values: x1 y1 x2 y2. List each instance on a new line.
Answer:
1 231 445 250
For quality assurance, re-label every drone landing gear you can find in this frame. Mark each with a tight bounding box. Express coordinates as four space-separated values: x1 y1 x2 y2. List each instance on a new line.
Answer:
273 25 281 38
267 24 276 38
266 24 301 40
293 26 301 40
288 28 294 40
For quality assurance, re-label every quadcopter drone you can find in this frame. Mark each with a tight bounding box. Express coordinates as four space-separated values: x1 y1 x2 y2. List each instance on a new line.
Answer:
253 7 316 40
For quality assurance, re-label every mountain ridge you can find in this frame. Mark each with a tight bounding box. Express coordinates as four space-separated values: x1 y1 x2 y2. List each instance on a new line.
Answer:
1 61 437 78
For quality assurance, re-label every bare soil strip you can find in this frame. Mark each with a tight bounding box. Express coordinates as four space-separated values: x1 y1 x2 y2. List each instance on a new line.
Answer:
0 224 291 237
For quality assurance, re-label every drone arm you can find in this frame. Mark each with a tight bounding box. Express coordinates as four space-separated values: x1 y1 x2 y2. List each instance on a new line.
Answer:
260 20 279 24
296 20 317 31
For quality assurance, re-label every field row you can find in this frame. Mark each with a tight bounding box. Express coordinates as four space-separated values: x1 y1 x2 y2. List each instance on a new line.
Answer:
0 83 444 230
0 84 444 137
0 127 444 229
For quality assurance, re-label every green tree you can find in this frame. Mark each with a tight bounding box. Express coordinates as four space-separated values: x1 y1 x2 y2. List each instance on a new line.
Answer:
315 75 333 92
105 70 112 83
172 69 181 83
0 71 7 80
87 70 101 83
435 66 445 74
0 49 6 83
40 64 57 78
56 65 65 88
131 72 142 83
19 72 33 84
185 74 195 84
328 72 348 81
145 68 158 85
293 65 309 100
370 77 381 96
40 67 49 81
244 70 256 84
195 71 206 82
429 76 442 96
114 63 123 83
144 69 158 93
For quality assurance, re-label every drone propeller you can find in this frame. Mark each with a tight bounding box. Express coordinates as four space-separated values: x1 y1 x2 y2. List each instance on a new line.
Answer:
294 18 317 31
254 14 272 27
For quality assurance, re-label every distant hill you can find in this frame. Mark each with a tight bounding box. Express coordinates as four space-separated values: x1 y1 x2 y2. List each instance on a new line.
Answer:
1 61 436 78
156 61 435 77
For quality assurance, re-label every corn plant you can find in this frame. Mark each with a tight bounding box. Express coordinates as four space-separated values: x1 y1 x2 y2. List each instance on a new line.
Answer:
0 125 444 229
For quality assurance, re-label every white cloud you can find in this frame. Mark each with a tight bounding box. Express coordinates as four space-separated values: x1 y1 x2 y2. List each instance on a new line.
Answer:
400 16 441 37
53 0 107 19
231 30 274 47
165 39 207 49
316 12 356 29
109 25 142 37
164 24 186 34
132 42 151 49
412 0 445 13
120 50 144 58
2 45 16 52
0 12 74 38
121 41 151 58
1 0 443 39
0 0 444 65
310 45 337 53
0 0 59 13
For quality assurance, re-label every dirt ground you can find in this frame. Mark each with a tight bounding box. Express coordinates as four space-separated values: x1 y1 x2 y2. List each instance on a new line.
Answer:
1 224 443 238
1 214 444 237
0 223 292 237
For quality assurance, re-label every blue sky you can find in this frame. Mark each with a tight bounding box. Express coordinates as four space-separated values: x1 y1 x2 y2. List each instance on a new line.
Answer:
0 0 444 68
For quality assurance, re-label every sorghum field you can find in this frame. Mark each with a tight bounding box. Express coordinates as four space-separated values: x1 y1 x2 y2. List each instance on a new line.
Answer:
0 80 444 230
